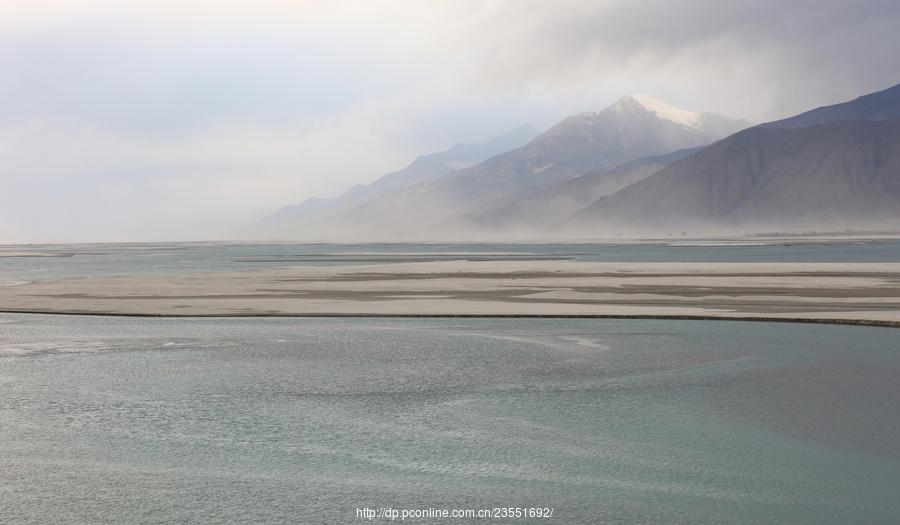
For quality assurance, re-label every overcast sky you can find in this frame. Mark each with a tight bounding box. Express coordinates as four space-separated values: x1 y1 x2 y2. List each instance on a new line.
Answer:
3 0 899 242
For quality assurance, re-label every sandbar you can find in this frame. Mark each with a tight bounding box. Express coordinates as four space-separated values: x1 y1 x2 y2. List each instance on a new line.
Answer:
0 260 898 327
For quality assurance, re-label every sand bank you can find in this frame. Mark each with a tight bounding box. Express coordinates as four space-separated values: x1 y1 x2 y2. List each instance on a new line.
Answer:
1 260 899 326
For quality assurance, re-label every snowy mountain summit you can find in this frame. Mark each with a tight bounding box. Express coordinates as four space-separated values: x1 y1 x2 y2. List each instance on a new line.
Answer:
618 94 704 129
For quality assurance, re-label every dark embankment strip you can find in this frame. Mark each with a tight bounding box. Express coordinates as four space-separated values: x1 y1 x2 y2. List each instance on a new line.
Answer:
0 309 898 328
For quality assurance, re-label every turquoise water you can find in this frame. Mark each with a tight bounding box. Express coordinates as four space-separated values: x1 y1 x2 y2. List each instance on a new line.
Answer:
2 240 899 282
1 315 899 523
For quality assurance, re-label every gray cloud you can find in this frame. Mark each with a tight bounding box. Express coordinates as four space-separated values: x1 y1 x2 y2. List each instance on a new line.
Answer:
456 0 900 120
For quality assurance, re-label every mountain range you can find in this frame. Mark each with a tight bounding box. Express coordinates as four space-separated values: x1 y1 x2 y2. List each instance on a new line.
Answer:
286 94 748 238
264 82 900 239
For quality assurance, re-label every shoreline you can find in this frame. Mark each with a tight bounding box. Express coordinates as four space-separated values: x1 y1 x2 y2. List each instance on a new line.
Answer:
2 309 898 328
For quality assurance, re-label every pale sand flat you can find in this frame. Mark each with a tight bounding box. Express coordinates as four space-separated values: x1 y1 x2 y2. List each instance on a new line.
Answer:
1 260 899 326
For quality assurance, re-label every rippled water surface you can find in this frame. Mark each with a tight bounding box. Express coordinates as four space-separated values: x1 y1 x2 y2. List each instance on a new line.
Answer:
1 315 899 523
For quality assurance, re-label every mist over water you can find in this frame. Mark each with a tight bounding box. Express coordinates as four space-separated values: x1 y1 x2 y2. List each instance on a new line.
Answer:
2 315 899 523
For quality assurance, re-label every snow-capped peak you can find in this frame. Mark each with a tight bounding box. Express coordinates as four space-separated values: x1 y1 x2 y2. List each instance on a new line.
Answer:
617 94 702 129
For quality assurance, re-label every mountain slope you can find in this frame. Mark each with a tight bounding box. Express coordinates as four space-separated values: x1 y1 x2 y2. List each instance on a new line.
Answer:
572 117 900 233
760 82 900 129
332 95 749 236
266 125 539 227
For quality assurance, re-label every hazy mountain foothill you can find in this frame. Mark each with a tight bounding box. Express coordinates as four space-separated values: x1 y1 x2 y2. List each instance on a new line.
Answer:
454 147 701 234
265 124 540 231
